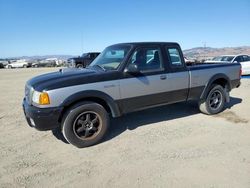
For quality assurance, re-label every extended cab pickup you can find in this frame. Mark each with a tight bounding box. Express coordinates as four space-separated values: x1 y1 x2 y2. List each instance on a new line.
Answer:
23 42 241 148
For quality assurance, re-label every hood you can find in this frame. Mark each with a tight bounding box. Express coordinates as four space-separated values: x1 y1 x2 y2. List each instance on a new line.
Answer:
27 68 119 91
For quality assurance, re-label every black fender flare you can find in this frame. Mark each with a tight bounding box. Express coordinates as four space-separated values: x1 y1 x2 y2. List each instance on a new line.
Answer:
61 90 121 117
200 73 232 100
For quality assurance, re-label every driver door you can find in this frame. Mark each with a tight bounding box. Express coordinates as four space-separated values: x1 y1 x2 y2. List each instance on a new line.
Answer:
119 46 170 113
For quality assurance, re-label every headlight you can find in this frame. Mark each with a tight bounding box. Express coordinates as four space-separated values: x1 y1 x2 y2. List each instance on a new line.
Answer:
32 90 50 105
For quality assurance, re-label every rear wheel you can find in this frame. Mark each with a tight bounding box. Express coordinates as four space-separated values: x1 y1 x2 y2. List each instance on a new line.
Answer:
199 84 226 115
62 102 109 148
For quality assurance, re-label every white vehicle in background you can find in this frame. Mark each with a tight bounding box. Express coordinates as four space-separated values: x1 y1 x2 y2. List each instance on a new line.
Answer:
46 58 60 66
0 59 9 68
205 55 250 75
233 55 250 75
184 56 197 64
7 59 31 68
205 55 235 63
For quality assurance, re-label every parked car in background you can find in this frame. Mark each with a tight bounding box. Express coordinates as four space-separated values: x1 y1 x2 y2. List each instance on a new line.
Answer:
205 55 250 75
184 56 197 65
205 55 235 63
236 55 250 75
7 59 31 68
67 52 100 68
0 59 9 68
32 59 57 67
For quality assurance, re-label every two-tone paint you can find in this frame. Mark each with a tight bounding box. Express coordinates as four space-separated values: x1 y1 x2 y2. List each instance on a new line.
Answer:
23 42 241 131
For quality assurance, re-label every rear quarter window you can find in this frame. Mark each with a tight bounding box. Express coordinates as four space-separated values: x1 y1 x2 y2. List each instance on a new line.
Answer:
166 48 184 68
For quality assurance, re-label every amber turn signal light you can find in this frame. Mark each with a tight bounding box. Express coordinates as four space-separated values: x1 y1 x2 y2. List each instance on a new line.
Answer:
39 92 50 105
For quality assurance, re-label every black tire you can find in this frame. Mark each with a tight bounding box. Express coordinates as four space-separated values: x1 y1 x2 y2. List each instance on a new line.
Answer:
8 65 12 69
23 64 27 68
199 84 226 115
76 64 83 68
62 102 109 148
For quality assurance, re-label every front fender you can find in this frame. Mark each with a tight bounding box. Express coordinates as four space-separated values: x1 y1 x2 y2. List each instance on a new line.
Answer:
61 90 121 117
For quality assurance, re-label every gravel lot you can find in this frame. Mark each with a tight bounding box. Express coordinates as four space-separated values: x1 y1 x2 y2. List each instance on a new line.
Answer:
0 68 250 188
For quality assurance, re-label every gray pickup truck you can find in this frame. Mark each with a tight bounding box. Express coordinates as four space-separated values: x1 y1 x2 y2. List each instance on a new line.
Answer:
23 42 241 148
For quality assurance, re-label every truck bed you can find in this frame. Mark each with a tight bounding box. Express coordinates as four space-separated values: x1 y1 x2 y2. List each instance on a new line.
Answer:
187 62 239 70
186 62 241 101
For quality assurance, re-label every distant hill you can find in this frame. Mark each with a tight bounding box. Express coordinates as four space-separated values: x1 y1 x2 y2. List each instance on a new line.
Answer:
7 55 74 60
183 46 250 60
4 46 250 61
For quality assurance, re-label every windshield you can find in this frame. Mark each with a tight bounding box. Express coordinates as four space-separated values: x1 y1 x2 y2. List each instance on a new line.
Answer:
81 53 88 58
221 56 234 62
89 44 131 71
212 56 223 61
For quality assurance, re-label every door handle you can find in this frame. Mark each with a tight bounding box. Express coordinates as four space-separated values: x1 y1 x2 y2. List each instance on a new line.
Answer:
160 75 167 80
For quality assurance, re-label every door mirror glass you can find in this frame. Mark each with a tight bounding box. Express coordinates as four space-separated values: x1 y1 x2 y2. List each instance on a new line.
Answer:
125 64 139 73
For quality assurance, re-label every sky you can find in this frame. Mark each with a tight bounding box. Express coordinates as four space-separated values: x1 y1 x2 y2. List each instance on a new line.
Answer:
0 0 250 57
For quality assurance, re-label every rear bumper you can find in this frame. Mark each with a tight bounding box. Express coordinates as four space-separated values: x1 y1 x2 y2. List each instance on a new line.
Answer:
22 98 63 131
231 79 241 89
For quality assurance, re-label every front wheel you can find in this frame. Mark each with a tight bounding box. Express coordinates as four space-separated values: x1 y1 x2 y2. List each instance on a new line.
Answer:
199 84 226 115
76 64 83 68
62 102 109 148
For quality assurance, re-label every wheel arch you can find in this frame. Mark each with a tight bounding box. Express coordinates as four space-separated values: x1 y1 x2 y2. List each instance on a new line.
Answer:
59 90 121 122
200 73 231 100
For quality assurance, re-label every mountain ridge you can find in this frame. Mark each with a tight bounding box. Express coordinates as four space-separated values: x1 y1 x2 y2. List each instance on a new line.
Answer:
3 46 250 61
183 46 250 60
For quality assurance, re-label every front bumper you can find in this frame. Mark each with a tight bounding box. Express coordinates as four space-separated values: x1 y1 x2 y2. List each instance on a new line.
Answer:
22 98 63 131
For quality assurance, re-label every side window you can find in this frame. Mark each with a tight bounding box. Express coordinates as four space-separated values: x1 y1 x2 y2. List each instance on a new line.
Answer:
247 56 250 61
234 56 243 63
166 48 183 68
128 47 163 72
242 55 250 62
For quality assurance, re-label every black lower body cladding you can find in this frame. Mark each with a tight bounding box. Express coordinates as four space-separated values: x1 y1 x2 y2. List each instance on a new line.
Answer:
231 79 241 88
22 98 63 131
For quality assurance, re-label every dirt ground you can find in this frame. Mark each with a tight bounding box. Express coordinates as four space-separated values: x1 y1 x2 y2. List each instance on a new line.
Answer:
0 68 250 188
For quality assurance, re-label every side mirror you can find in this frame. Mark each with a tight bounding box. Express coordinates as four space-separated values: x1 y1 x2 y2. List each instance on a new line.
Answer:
125 64 139 73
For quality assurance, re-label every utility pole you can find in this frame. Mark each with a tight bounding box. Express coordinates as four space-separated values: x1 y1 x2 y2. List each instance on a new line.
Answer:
81 31 84 54
202 41 206 48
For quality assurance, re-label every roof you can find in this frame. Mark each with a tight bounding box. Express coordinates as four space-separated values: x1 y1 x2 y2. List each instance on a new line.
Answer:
109 42 180 47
